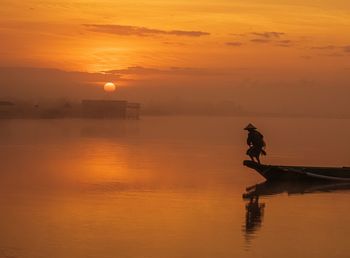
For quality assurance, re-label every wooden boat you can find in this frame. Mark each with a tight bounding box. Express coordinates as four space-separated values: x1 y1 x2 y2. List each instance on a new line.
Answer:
243 180 350 199
243 160 350 182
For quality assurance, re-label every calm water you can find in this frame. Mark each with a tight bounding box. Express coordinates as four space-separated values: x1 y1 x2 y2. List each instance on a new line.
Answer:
0 117 350 258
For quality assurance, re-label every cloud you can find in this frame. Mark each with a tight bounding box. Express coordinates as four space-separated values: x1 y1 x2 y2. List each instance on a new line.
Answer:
229 32 285 38
311 45 337 50
103 66 230 76
341 45 350 52
83 24 210 37
162 41 187 46
251 32 285 38
229 33 246 37
250 39 271 43
278 40 292 44
228 31 291 47
226 42 243 46
276 40 293 47
311 45 350 55
323 53 344 57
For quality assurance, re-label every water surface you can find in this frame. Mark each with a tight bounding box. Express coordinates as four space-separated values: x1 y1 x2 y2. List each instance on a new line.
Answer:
0 117 350 258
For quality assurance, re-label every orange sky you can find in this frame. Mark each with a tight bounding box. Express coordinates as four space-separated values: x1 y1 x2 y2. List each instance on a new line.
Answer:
1 0 350 114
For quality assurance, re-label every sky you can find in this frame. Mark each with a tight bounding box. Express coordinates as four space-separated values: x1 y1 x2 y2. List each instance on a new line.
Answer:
1 0 350 115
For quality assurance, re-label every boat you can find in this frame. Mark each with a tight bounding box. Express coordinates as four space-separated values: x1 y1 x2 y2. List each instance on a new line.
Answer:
243 180 350 199
243 160 350 182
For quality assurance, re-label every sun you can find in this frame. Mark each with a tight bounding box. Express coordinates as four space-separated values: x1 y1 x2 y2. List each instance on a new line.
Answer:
104 82 116 92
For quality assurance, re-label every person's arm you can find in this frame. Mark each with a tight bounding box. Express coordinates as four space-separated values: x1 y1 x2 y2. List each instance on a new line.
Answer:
247 133 253 146
259 132 266 147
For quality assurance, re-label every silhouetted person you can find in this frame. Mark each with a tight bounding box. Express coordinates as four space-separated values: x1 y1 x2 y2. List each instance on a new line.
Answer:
244 123 266 164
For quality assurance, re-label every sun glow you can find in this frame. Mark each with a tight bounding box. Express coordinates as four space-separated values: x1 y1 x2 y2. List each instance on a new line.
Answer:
104 82 116 92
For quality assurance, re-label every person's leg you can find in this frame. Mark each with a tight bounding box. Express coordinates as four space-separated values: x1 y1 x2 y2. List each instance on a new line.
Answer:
256 155 261 164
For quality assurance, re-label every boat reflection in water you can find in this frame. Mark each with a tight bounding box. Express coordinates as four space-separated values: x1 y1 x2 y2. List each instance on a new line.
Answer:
242 180 350 245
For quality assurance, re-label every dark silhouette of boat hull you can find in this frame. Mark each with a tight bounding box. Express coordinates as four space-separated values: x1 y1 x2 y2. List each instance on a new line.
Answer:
243 160 350 182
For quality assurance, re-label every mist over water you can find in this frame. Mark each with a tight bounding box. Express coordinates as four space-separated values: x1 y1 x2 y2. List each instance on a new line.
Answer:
1 117 350 258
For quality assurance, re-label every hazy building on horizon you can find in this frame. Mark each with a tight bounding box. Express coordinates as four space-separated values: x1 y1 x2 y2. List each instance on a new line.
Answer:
0 99 140 119
0 101 15 118
82 100 140 119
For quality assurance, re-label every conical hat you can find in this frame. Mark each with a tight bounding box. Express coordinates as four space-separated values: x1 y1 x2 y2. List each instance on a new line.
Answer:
244 123 257 130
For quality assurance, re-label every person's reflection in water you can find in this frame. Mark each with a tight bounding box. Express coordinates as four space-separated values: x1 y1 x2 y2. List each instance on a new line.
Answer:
243 195 265 246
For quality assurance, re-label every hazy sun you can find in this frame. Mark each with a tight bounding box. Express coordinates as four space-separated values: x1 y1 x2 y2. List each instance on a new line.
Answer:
104 82 116 92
